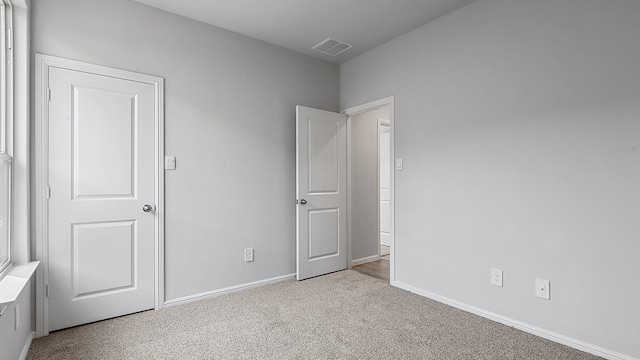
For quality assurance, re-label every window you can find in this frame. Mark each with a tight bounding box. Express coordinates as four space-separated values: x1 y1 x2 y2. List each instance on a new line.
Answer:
0 0 12 274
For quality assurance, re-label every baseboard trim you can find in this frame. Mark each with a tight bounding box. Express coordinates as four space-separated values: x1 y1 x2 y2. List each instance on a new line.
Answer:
394 281 636 360
351 255 380 266
18 331 35 360
164 273 296 307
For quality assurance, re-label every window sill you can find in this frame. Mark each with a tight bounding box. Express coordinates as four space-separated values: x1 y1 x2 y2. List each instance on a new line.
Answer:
0 261 39 309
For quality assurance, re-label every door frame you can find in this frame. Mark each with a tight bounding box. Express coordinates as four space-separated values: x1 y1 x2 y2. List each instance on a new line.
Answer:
34 54 165 336
342 96 395 284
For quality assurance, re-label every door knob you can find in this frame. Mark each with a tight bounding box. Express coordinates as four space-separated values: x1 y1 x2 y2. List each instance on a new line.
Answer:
142 204 153 212
299 199 307 205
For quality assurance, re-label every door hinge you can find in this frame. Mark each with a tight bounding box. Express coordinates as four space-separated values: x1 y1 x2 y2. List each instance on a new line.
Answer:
46 186 51 199
47 88 51 102
45 284 49 298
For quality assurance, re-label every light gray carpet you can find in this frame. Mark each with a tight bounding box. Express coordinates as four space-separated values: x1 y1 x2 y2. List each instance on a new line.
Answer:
27 270 602 359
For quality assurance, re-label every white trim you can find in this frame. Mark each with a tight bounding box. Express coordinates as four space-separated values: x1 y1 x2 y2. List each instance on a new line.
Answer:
0 154 11 275
395 281 637 360
10 0 30 266
8 0 27 10
34 54 165 336
345 117 352 269
0 261 37 306
343 97 395 117
351 255 380 266
342 96 395 284
376 115 380 257
164 273 296 307
154 72 166 310
0 1 10 156
18 331 34 360
0 0 12 278
34 53 48 336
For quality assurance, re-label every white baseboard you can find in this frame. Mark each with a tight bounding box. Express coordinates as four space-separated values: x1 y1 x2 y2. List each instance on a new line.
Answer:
18 331 35 360
164 273 296 307
351 255 380 266
394 281 637 360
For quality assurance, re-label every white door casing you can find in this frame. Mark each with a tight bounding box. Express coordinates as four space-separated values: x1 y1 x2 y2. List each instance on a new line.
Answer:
296 106 347 280
35 55 164 335
343 96 395 283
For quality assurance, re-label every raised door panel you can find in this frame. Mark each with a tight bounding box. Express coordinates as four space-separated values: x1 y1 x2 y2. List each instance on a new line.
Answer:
308 119 340 194
72 221 136 298
73 86 136 199
308 209 340 260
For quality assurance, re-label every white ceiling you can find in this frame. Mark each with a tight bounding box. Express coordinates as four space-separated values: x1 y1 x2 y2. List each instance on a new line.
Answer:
133 0 478 64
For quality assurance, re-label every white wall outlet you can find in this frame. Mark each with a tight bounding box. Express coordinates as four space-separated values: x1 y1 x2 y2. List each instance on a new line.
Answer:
535 279 550 300
490 268 503 287
165 156 176 170
244 248 254 262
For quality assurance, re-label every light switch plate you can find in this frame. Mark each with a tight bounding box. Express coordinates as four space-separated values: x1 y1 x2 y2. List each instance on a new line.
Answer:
165 156 176 170
395 158 403 171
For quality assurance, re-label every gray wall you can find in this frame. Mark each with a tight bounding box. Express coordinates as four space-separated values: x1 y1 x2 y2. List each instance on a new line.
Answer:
341 0 640 358
350 107 389 262
32 0 339 301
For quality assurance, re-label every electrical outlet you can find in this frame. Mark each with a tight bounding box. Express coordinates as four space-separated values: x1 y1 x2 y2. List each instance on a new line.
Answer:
490 268 503 287
244 248 254 262
535 279 550 300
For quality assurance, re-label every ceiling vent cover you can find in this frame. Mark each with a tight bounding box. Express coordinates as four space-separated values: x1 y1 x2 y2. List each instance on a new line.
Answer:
312 38 353 56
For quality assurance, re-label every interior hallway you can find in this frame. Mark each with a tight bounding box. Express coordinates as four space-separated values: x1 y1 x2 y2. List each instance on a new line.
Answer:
352 245 390 283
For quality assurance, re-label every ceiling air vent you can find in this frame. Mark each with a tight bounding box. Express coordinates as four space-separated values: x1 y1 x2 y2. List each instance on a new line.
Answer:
312 38 353 56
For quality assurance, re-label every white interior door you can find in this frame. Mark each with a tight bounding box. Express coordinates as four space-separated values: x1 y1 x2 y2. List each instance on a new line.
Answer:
47 67 156 331
296 106 347 280
379 122 391 247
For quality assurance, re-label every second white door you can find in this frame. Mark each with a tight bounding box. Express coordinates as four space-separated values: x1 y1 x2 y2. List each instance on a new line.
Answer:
379 122 391 247
47 65 157 331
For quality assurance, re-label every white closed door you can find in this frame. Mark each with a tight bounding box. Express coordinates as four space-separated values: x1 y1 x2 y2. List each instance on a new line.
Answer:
379 124 391 247
296 106 347 280
47 67 156 331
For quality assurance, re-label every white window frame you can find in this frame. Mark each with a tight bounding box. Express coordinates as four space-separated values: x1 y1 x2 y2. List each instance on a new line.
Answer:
0 0 13 277
0 156 10 275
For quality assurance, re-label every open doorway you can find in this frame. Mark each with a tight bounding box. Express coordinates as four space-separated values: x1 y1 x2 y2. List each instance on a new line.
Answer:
344 97 394 283
294 97 394 282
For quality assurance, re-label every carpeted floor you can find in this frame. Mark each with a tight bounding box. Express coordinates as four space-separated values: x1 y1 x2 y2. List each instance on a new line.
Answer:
27 270 602 360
